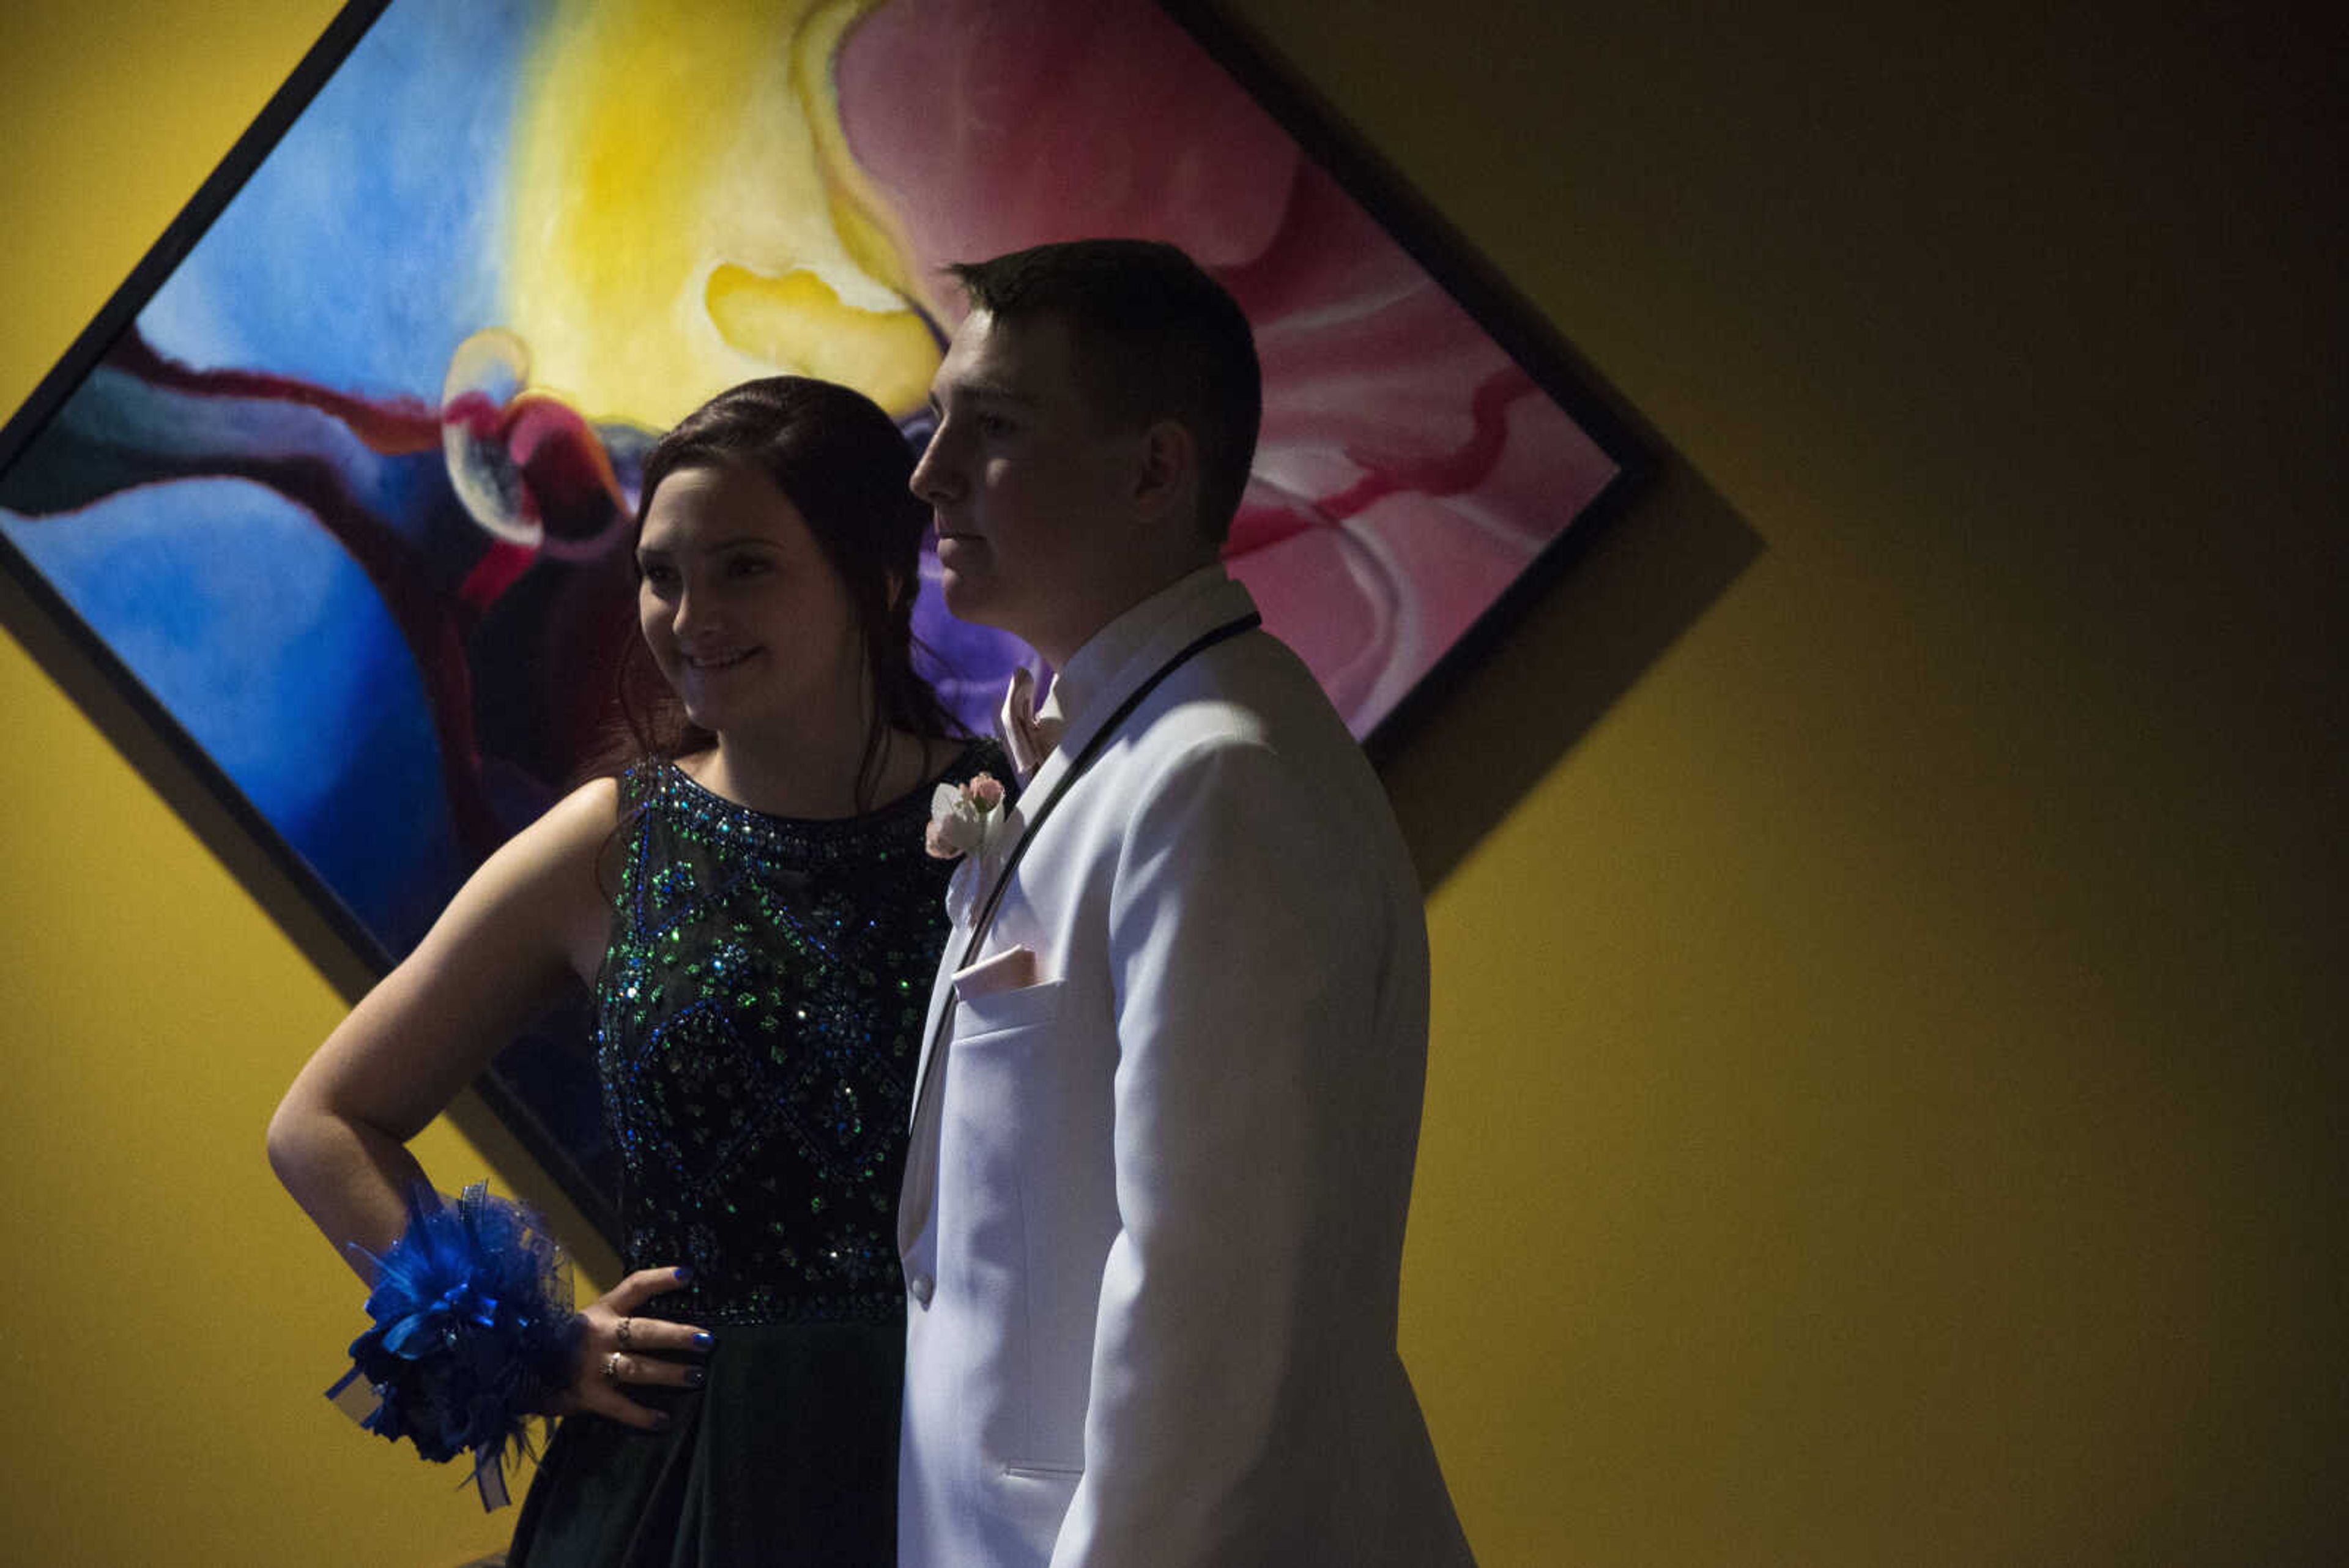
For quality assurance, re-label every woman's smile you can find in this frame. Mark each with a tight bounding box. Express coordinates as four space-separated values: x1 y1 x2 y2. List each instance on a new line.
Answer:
636 461 866 740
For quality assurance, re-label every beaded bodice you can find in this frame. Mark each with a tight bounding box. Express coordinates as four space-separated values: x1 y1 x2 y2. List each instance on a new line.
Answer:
594 745 998 1325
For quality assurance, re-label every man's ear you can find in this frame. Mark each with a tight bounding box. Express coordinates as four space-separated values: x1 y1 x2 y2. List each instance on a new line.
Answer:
1131 418 1197 521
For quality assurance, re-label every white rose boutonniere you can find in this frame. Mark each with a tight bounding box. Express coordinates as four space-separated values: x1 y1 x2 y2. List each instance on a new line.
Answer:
925 772 1006 860
927 773 1010 924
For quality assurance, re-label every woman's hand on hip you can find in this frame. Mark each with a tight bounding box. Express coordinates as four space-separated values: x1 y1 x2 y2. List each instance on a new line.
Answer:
549 1265 711 1430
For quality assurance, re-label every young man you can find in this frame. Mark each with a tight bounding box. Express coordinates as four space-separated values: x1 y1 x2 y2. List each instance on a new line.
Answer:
897 240 1472 1567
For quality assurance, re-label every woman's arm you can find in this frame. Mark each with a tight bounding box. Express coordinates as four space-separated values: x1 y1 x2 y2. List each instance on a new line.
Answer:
266 778 620 1276
272 775 708 1432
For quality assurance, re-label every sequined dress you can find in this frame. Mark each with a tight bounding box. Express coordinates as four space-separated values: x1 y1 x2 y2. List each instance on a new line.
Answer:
507 743 1000 1567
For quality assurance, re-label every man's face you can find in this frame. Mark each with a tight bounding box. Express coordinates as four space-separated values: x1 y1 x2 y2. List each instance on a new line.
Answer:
910 310 1141 663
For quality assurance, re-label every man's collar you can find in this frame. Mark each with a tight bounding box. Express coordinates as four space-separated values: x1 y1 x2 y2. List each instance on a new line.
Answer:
1041 564 1234 733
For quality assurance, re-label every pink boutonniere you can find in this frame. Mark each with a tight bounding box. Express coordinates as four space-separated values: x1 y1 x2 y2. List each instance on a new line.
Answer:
928 773 1009 926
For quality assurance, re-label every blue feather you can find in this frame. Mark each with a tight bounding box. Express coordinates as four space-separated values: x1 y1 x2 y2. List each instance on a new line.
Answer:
325 1183 579 1508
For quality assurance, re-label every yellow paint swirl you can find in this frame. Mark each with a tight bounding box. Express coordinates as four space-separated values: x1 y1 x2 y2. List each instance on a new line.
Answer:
505 0 934 431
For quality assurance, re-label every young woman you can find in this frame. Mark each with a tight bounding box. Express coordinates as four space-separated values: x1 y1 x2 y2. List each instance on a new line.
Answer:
269 376 1002 1562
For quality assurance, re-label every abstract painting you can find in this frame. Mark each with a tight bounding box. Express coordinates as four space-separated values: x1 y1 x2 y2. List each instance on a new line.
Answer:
0 0 1634 1232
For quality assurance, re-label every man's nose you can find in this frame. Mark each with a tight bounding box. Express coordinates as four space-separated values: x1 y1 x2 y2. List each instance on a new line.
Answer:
909 426 958 506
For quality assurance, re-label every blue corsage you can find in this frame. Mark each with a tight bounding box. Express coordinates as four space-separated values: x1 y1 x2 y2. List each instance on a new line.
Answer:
325 1183 580 1509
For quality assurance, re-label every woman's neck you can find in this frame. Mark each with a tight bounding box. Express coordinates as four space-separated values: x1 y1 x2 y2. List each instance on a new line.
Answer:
687 719 944 820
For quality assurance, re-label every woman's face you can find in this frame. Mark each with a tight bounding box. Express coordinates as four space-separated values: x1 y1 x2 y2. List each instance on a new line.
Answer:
635 461 865 743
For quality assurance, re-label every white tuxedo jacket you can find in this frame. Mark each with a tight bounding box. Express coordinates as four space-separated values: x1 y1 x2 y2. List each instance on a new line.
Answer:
897 574 1472 1567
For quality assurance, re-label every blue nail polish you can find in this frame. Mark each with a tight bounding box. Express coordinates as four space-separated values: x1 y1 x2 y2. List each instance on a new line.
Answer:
692 1330 714 1350
651 1411 672 1430
674 1266 694 1283
685 1368 706 1388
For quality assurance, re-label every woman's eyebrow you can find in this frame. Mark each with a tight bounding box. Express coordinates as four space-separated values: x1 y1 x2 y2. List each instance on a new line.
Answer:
636 535 782 561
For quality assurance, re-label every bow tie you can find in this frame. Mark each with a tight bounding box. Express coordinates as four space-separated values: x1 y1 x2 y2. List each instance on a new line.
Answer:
995 666 1066 782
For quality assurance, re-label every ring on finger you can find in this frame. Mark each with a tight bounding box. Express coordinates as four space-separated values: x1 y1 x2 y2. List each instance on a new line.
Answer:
603 1351 624 1383
616 1317 633 1348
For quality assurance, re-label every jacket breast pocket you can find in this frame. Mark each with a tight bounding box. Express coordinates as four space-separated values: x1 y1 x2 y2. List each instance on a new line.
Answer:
950 976 1066 1041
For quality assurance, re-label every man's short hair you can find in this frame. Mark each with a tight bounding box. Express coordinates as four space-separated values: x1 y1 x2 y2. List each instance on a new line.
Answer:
948 239 1261 544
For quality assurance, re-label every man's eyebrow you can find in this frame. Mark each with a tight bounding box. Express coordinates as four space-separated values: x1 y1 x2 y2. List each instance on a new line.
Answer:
940 377 1038 408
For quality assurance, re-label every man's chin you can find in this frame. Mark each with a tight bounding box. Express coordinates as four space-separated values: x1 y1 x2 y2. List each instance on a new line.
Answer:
938 571 998 624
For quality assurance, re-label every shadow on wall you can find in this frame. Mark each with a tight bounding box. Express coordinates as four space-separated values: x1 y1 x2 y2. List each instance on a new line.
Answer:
1379 453 1763 892
1162 0 1765 888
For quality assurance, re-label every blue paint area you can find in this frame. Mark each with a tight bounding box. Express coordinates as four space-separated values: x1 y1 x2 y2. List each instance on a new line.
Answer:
2 479 463 948
911 566 1029 735
15 362 449 553
139 0 547 401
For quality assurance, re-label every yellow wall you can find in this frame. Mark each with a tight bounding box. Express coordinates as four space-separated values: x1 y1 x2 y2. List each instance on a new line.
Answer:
1 9 590 1563
4 2 2340 1565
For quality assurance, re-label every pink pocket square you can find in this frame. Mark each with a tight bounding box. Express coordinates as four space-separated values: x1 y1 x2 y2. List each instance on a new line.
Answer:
952 945 1039 1000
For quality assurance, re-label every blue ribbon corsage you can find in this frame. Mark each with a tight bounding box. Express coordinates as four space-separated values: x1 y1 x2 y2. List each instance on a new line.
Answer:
325 1183 580 1509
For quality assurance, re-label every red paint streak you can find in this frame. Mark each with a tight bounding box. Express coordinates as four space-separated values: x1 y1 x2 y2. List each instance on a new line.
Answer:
1223 499 1321 556
108 333 443 454
440 389 506 440
505 395 625 544
1316 366 1534 523
459 540 538 611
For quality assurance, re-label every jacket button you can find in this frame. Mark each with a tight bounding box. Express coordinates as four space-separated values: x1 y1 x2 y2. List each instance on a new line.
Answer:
908 1272 935 1306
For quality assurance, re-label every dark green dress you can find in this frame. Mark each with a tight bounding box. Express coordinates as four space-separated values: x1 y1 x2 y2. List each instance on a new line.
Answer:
507 745 1000 1567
